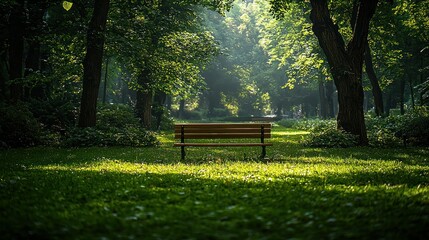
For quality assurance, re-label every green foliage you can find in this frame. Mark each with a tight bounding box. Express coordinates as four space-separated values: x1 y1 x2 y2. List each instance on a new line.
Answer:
63 126 158 148
173 109 204 120
152 107 175 131
303 128 359 148
0 102 41 148
28 98 78 130
276 118 297 128
63 105 159 147
278 118 336 131
366 107 429 146
97 104 140 129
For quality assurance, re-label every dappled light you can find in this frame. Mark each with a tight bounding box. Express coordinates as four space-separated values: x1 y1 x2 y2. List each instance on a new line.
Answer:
1 127 429 238
1 0 428 239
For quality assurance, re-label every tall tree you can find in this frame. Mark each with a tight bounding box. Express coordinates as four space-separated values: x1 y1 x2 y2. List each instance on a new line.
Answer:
364 41 384 116
8 0 26 102
78 0 110 128
308 0 377 144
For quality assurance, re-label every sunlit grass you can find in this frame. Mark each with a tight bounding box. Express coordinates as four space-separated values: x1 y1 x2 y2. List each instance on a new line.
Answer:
1 126 428 239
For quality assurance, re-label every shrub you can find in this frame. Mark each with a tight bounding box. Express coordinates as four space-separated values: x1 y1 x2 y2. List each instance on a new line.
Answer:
366 107 429 146
63 104 159 147
276 119 297 128
0 102 41 148
152 108 174 131
63 126 158 147
173 109 203 120
303 128 359 148
367 128 402 147
28 98 78 130
209 108 231 118
399 115 429 146
277 118 336 131
97 104 140 128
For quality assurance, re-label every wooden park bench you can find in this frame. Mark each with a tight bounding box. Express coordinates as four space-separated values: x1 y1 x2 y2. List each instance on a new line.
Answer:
174 123 273 160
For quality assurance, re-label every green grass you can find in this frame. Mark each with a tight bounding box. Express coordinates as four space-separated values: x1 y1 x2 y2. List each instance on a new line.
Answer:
1 126 428 239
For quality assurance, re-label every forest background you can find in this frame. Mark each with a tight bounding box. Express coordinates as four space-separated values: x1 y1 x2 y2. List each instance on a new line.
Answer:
0 0 428 148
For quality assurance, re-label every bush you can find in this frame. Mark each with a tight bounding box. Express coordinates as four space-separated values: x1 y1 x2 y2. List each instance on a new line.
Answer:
366 107 429 146
208 108 231 118
173 109 203 120
63 104 159 147
63 126 158 147
277 118 336 131
367 128 402 147
276 119 297 128
0 102 41 148
97 104 140 128
29 98 78 130
399 115 429 146
152 108 175 131
303 128 359 148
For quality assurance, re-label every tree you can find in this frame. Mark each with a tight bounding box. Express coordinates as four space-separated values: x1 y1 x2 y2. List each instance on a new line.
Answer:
78 0 110 128
7 0 26 102
364 41 384 116
310 0 379 144
270 0 378 144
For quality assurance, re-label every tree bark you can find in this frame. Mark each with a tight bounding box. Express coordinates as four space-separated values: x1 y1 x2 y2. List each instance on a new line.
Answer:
399 77 405 115
102 56 109 104
406 71 415 109
24 0 49 100
136 91 153 129
364 41 384 116
309 0 377 145
78 0 110 128
325 80 335 118
135 70 153 129
0 51 7 100
318 79 328 119
179 99 185 119
153 91 167 130
8 0 26 102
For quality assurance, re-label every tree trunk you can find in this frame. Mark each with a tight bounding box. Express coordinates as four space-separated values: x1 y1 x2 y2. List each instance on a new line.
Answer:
275 103 282 117
318 79 328 119
364 41 384 116
136 90 153 129
179 99 185 119
8 0 26 102
325 80 335 118
102 56 109 104
399 77 405 115
309 0 377 145
78 0 110 128
0 51 7 100
407 71 415 109
135 70 153 129
153 91 167 130
419 57 424 105
24 0 49 100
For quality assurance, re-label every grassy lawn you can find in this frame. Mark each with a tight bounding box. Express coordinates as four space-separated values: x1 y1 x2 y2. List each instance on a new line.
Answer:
1 126 428 239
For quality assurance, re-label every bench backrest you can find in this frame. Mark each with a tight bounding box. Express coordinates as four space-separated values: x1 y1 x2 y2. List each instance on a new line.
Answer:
174 123 272 139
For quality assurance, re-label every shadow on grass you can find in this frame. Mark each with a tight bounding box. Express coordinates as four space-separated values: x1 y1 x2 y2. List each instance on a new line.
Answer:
1 167 428 239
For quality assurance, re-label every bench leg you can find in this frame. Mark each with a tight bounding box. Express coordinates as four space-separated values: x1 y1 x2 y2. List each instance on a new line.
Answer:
261 146 266 159
181 146 186 160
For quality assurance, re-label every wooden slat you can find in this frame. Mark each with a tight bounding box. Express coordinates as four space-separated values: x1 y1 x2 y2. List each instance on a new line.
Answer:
174 128 271 134
174 133 271 139
174 143 273 147
174 123 272 129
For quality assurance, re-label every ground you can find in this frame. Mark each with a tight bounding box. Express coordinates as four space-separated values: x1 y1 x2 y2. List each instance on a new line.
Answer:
0 126 428 239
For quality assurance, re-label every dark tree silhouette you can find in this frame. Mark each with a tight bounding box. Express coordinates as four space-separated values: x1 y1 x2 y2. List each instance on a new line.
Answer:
79 0 110 127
